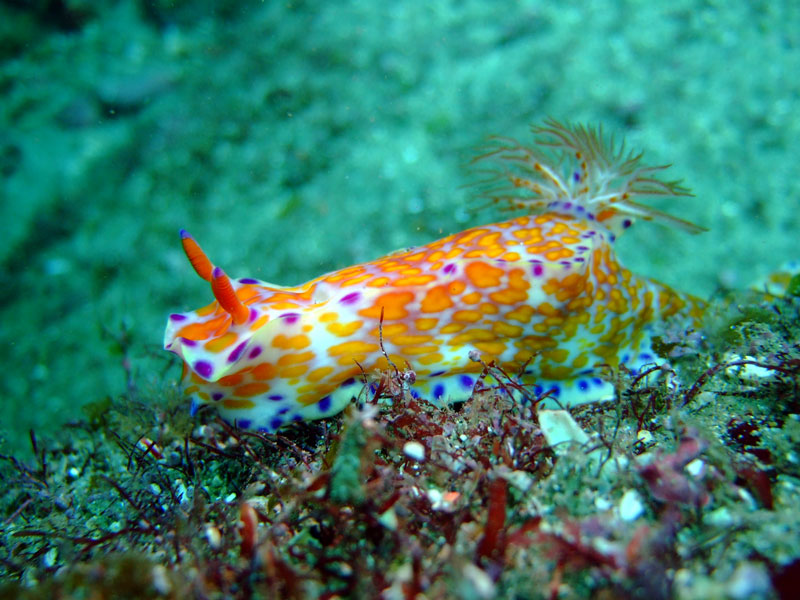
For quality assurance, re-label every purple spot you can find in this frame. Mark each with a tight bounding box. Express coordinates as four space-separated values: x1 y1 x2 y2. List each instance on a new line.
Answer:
340 292 361 305
430 370 446 377
342 377 357 387
268 394 283 401
587 214 596 221
194 360 213 379
318 395 332 412
460 375 474 388
239 278 260 284
563 202 572 210
212 392 224 401
433 383 445 399
248 308 257 323
576 245 589 252
559 261 571 267
228 341 247 363
532 263 544 277
443 263 456 275
575 257 585 263
249 346 262 359
269 417 283 430
180 338 197 347
622 219 632 229
572 172 581 182
237 419 252 429
280 312 300 324
169 313 187 321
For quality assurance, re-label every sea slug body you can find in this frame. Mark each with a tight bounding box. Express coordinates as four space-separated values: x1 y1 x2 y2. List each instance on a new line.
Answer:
164 120 706 432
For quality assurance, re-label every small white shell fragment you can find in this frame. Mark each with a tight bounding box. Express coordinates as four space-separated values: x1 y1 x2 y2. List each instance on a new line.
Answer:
618 489 645 521
685 458 705 477
403 441 426 462
538 409 589 452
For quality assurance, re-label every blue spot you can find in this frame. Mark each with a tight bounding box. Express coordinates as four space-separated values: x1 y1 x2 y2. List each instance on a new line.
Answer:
369 383 377 393
430 370 446 377
534 385 544 395
339 292 361 305
410 389 420 399
318 395 332 412
592 377 604 386
228 341 247 363
549 385 561 397
212 392 224 401
292 414 303 422
189 398 200 416
433 384 445 399
268 394 283 402
460 375 474 388
269 417 283 431
577 380 589 392
278 407 290 415
237 419 252 429
342 377 357 387
194 360 213 379
639 352 653 362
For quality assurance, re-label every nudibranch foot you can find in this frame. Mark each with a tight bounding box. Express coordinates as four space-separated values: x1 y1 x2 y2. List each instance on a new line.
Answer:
164 120 706 432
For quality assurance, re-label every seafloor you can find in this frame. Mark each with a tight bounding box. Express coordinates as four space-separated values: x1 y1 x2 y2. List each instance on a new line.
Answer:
1 1 799 598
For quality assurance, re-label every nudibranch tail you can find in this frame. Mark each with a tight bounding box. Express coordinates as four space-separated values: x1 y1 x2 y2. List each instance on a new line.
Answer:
472 118 706 235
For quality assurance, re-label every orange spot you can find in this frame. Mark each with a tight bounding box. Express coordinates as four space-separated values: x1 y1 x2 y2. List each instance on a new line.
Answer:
477 232 501 248
440 323 465 334
271 334 311 350
277 351 315 366
327 321 363 337
233 383 271 397
249 314 269 331
380 323 408 336
222 398 256 409
307 366 335 382
506 305 535 323
451 329 494 345
358 291 415 320
400 345 440 356
327 340 381 357
341 274 373 287
177 321 218 341
453 310 482 323
252 363 276 380
415 318 439 331
204 332 238 352
492 322 523 338
448 280 466 295
502 251 521 261
393 334 434 345
474 341 507 356
196 302 217 317
489 288 528 305
218 372 245 387
465 262 504 288
420 286 454 313
319 312 338 323
418 352 445 365
393 274 438 287
461 291 481 305
368 276 391 288
279 364 309 378
480 302 499 314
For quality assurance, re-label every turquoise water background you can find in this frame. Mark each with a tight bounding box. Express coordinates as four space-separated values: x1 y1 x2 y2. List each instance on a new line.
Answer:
1 1 798 452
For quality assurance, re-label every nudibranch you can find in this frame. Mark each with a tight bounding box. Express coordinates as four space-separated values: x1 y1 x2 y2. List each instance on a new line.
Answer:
164 120 706 432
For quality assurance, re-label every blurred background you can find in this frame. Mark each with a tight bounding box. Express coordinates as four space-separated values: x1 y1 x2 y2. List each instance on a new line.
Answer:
1 0 798 452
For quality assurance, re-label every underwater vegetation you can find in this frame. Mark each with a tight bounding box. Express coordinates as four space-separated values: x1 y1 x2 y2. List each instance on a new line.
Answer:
2 123 800 599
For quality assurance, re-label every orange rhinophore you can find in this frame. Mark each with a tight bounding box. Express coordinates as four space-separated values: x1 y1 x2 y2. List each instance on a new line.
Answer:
164 120 706 432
